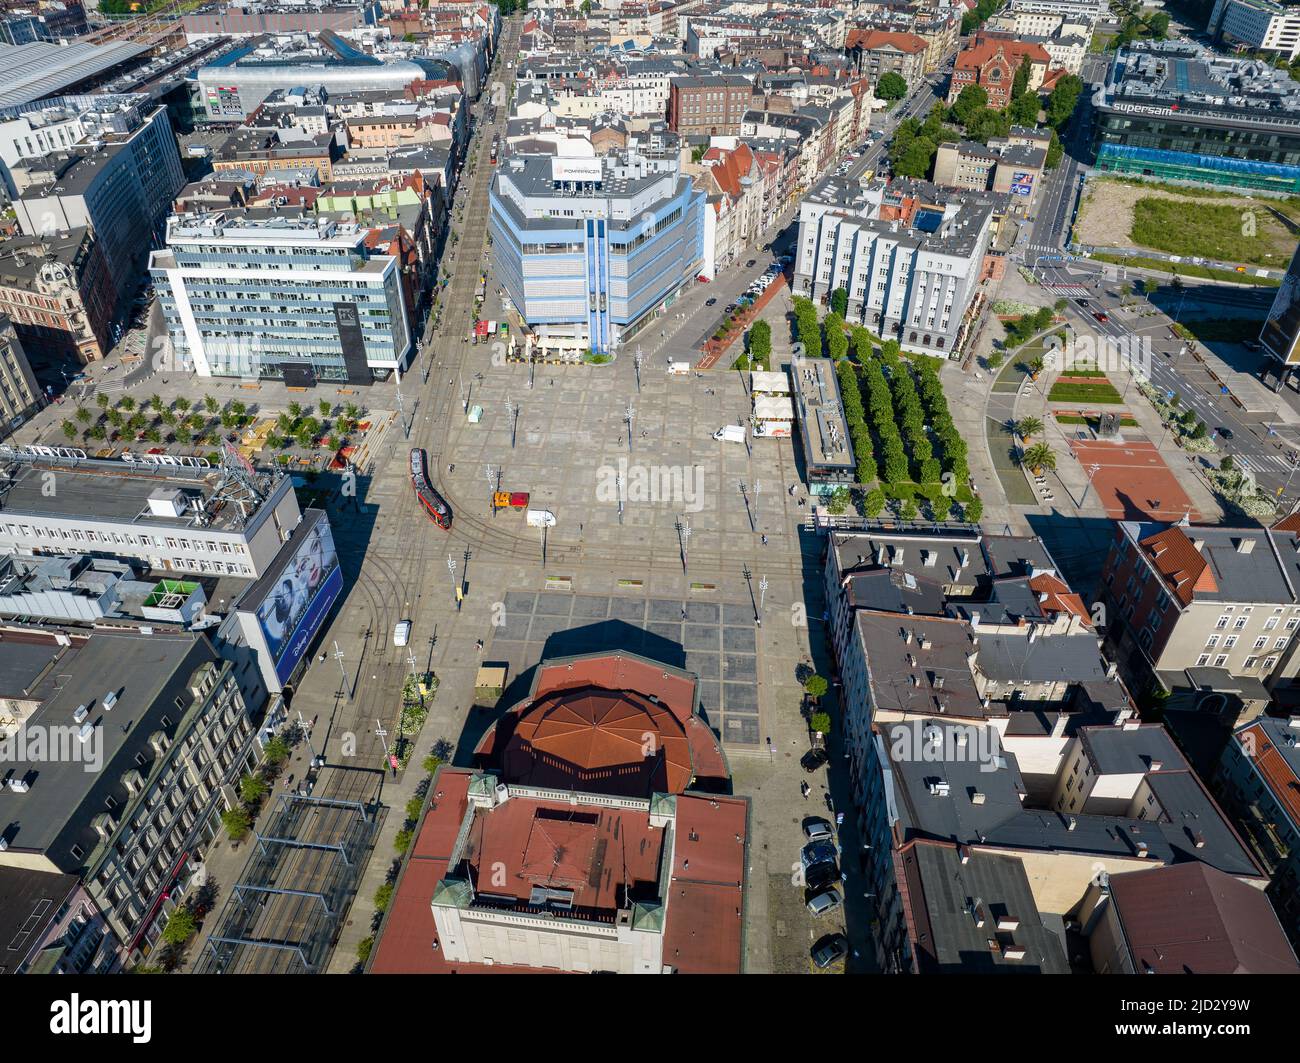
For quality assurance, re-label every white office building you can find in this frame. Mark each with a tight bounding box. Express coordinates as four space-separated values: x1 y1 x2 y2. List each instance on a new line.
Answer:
1209 0 1300 60
793 177 997 358
150 211 411 384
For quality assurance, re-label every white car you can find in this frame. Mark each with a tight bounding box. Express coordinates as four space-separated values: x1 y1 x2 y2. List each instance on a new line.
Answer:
393 620 411 647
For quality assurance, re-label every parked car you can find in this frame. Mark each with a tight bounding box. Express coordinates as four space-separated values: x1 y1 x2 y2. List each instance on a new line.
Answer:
800 748 829 773
811 933 849 969
724 303 737 313
806 888 843 916
801 840 838 870
705 298 717 307
805 861 839 892
746 258 757 267
803 817 834 842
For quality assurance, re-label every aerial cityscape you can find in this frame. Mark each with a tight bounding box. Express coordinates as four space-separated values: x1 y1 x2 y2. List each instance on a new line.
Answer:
0 0 1299 999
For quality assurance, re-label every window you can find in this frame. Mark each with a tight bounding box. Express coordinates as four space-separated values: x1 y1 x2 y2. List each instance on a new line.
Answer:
1217 614 1230 629
1206 635 1219 648
1263 657 1278 672
1215 654 1228 667
1197 654 1210 666
1255 636 1269 649
1244 657 1258 669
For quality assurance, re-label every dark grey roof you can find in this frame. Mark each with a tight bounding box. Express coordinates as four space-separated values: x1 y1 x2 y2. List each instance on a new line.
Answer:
982 534 1058 579
974 632 1108 684
882 721 1261 878
0 866 80 973
0 631 211 859
905 843 1071 974
857 612 988 719
1081 723 1181 775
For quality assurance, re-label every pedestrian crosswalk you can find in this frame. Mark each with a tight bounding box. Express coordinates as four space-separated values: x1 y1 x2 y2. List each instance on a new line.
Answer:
1230 451 1296 476
1045 284 1091 299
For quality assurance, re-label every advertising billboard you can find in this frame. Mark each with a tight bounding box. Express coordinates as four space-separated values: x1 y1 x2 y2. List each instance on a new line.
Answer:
551 156 603 183
1010 172 1034 196
1261 243 1300 366
237 510 342 690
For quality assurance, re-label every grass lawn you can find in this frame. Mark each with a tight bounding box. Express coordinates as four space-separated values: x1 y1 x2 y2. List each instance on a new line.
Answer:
1173 317 1266 343
1048 380 1124 404
1090 252 1280 287
1129 197 1294 267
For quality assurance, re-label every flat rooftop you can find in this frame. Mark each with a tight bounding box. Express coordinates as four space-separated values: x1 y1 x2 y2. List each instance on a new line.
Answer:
0 453 272 533
0 630 208 854
791 357 854 472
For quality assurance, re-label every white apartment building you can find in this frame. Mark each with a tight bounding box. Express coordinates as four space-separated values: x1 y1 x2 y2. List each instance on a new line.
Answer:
794 178 995 357
0 448 301 578
1209 0 1300 60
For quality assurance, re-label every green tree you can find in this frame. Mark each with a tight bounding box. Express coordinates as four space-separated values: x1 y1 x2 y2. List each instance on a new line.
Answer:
896 136 936 178
827 486 851 514
319 398 332 418
374 882 395 912
1015 416 1043 441
204 395 219 414
160 906 197 947
239 773 268 803
810 711 832 735
747 319 772 363
1011 59 1031 103
1045 129 1064 169
804 674 829 699
830 287 849 318
1046 75 1084 129
949 84 989 125
264 736 290 764
875 71 908 102
964 497 984 522
119 396 136 412
986 351 1004 369
863 487 886 516
62 419 78 441
96 392 109 410
221 806 251 841
174 397 191 414
75 406 92 424
1009 90 1040 127
1020 443 1057 474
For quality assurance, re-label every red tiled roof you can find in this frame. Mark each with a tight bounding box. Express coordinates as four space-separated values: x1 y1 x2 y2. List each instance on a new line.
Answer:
1241 723 1300 832
661 793 748 974
502 687 694 796
702 142 755 200
1140 526 1216 606
955 36 1051 72
1028 572 1091 625
1108 862 1300 974
850 29 928 55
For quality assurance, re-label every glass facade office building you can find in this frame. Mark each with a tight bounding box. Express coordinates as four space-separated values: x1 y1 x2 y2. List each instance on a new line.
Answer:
1092 41 1300 193
150 213 410 384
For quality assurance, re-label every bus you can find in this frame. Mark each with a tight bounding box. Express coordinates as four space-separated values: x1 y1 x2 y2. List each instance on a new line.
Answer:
409 448 452 529
490 136 499 164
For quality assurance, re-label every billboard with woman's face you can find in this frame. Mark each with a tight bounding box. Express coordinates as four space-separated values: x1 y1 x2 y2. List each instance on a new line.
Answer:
249 514 342 685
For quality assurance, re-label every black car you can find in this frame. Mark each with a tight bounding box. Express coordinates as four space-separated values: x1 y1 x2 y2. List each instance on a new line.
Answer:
805 861 840 892
1074 298 1089 308
801 748 829 773
705 298 717 307
1218 427 1234 440
811 933 849 969
746 259 757 267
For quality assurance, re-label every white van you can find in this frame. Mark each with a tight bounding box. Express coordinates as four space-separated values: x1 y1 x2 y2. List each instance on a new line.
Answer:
393 620 411 647
713 424 746 444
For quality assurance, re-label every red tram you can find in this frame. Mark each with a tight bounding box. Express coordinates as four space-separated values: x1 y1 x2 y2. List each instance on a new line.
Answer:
409 448 452 529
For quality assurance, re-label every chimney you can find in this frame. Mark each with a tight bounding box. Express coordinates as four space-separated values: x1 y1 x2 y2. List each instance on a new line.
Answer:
996 915 1019 931
971 791 986 805
1067 815 1077 831
1136 841 1150 858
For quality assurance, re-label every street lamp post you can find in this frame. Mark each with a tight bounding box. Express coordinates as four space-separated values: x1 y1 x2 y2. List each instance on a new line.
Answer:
332 640 350 701
447 554 460 609
625 403 635 450
634 348 643 392
375 719 395 777
505 396 518 448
